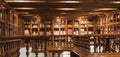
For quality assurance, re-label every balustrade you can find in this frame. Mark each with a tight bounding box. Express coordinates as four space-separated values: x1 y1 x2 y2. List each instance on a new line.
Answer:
0 37 20 57
74 35 120 57
0 36 48 57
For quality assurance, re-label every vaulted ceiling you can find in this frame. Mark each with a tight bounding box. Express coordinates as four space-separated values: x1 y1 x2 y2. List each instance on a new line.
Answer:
5 0 120 19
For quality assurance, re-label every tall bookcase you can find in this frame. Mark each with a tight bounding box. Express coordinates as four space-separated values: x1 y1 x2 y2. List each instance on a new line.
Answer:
24 16 95 52
96 12 120 35
0 1 23 37
73 11 120 57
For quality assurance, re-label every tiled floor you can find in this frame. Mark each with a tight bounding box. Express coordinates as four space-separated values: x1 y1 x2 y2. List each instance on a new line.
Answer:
19 47 44 57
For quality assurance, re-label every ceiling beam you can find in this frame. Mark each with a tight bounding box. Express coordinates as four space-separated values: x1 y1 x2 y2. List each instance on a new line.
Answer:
7 2 120 8
5 0 120 19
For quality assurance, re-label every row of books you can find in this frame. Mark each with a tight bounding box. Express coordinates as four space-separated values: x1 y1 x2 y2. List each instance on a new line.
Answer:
98 15 120 25
48 42 73 48
117 25 120 33
0 23 4 35
26 20 94 28
24 20 30 24
0 13 2 20
24 29 93 35
98 25 120 34
32 25 38 28
0 23 19 36
40 23 45 27
0 12 17 23
90 36 95 53
32 31 38 35
24 29 30 35
24 30 48 35
74 28 79 35
24 25 30 28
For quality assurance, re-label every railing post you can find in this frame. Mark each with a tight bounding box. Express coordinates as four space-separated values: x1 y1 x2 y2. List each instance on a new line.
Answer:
2 43 5 57
44 41 47 57
35 40 38 57
17 41 20 57
25 39 30 57
58 52 61 57
5 42 7 57
1 43 3 57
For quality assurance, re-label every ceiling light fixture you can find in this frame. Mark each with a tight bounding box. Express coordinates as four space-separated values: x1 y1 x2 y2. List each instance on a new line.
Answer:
23 15 34 16
60 13 67 14
55 1 83 3
88 12 102 14
14 8 37 10
5 0 45 3
55 8 79 10
5 0 83 3
109 1 120 3
94 8 117 11
18 12 29 14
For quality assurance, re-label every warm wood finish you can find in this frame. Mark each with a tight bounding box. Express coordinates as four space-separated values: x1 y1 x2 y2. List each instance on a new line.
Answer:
23 15 99 57
0 35 49 57
4 0 120 18
73 33 120 57
88 53 120 57
95 11 120 35
21 36 49 57
0 1 24 37
1 0 120 57
0 38 20 57
73 10 120 57
23 16 95 50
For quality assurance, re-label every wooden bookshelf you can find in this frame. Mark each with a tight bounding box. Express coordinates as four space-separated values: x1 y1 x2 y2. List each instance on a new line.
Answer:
74 34 120 57
23 15 96 52
73 11 120 57
96 12 120 35
0 1 23 37
23 10 120 56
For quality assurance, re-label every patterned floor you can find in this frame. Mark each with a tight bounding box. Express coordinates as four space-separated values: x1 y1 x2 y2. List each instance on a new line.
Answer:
19 47 44 57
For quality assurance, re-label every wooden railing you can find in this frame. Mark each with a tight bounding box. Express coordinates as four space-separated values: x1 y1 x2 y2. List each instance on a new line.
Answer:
0 36 49 57
0 37 21 57
73 34 120 57
20 36 49 57
2 34 120 57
